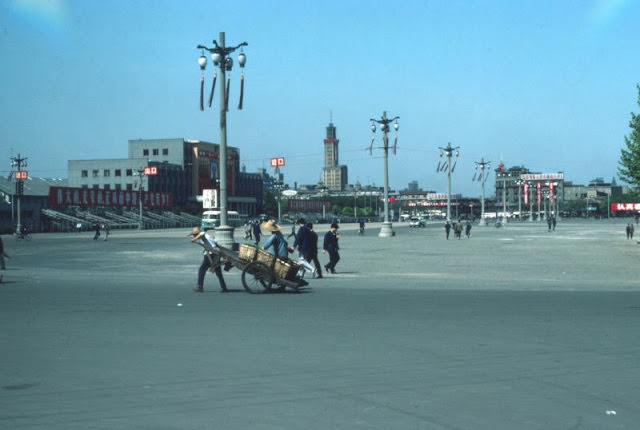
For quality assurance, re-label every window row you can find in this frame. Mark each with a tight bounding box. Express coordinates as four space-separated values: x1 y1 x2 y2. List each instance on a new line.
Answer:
81 169 134 178
81 184 136 191
142 148 169 156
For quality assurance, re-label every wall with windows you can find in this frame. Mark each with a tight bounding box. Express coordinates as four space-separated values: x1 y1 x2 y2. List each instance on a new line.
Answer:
68 158 149 191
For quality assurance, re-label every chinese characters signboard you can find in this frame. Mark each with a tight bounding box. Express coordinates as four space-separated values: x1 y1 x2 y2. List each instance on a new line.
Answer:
611 203 640 212
48 186 173 208
270 157 285 167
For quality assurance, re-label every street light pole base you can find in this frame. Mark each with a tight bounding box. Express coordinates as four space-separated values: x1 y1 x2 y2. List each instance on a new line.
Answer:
478 218 487 226
378 222 394 238
214 225 236 248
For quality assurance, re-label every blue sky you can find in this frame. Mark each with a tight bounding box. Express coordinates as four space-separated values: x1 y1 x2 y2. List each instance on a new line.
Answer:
1 0 639 197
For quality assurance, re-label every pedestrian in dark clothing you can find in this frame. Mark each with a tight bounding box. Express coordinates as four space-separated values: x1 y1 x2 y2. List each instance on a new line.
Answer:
444 221 451 240
453 221 462 239
304 223 323 278
190 226 227 293
293 218 311 258
287 223 296 239
323 223 340 274
252 221 261 246
465 220 472 238
552 216 557 231
93 224 100 240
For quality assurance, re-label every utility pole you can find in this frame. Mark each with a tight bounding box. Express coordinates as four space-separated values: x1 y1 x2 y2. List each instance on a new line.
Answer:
10 154 28 235
438 143 459 221
369 111 399 238
197 32 248 247
473 158 490 225
135 168 146 229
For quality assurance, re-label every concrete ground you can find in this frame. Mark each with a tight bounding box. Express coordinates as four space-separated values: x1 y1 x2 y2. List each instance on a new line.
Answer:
1 219 639 429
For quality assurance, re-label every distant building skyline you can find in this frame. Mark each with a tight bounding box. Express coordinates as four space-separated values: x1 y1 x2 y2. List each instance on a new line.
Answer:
322 122 348 192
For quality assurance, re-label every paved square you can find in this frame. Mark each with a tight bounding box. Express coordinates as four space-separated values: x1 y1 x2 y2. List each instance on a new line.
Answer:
1 219 639 429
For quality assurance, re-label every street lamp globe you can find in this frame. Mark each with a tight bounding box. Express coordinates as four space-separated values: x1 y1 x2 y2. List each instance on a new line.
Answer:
238 52 247 67
198 54 207 70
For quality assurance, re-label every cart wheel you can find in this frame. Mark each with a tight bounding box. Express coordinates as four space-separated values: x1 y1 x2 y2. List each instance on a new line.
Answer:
242 261 274 294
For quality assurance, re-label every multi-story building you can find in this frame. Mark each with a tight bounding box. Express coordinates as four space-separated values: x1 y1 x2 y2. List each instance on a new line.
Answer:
322 122 348 192
68 138 262 215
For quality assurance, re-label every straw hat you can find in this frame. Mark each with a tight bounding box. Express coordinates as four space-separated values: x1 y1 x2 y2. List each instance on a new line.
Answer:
261 219 282 232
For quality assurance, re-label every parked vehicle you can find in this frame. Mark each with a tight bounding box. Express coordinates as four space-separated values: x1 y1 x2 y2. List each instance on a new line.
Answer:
201 210 243 230
409 217 425 227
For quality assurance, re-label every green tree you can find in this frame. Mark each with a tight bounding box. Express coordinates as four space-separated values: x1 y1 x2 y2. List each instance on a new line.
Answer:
618 84 640 188
262 190 278 217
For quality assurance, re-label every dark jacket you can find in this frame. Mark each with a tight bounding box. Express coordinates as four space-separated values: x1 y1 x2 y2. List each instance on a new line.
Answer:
293 224 311 253
306 230 319 256
323 230 339 252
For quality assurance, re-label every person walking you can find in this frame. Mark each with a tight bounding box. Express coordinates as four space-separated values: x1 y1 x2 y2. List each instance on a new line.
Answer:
93 223 100 241
190 226 228 293
287 223 296 239
304 223 323 278
243 221 253 240
261 219 308 288
292 218 311 258
444 220 451 240
252 220 261 246
261 219 291 259
0 236 8 283
453 221 462 239
465 220 472 238
323 222 340 274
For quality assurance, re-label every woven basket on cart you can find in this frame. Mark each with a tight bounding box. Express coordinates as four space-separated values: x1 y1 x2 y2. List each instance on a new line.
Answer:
256 249 276 267
238 244 258 261
274 258 301 280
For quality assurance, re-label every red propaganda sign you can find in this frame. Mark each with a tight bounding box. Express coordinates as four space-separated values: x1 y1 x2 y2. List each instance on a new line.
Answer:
388 197 396 203
611 203 640 212
523 182 529 204
270 157 285 167
48 186 173 209
144 166 158 175
15 170 28 180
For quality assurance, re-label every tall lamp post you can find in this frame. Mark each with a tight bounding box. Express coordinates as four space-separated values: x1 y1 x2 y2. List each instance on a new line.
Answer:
197 32 248 247
473 158 490 225
135 168 146 229
438 143 459 221
528 182 534 221
496 169 510 224
369 111 399 238
516 179 524 221
10 154 28 235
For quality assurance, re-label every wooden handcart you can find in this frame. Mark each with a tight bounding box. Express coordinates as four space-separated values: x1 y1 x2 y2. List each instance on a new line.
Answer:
200 243 307 294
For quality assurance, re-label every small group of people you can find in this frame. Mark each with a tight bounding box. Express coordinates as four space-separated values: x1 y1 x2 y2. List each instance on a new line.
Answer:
444 220 472 239
626 223 635 240
92 223 110 241
243 219 264 245
191 217 341 292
